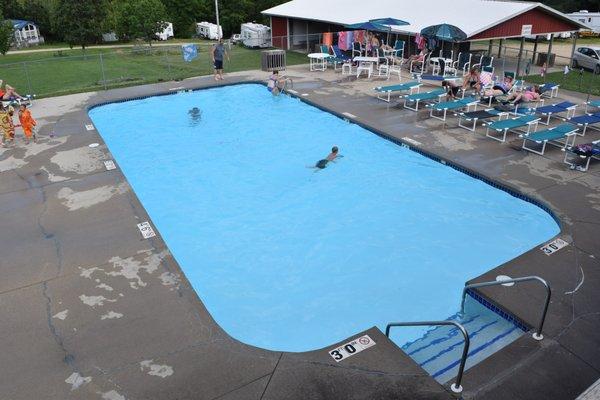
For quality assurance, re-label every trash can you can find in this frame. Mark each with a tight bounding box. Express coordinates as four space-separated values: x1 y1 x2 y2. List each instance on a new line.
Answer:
537 53 555 67
261 50 286 72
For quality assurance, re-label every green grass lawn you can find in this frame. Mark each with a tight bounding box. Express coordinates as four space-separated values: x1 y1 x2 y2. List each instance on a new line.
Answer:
0 45 308 98
526 70 600 96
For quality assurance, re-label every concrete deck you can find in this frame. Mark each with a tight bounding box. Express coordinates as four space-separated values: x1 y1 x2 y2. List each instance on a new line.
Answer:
1 64 599 399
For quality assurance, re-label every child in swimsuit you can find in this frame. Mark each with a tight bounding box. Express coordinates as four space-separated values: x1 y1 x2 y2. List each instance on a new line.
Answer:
17 104 37 143
267 71 285 96
0 105 15 147
315 146 340 169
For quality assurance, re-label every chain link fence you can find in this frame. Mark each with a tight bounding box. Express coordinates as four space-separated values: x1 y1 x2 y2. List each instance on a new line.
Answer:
0 42 309 98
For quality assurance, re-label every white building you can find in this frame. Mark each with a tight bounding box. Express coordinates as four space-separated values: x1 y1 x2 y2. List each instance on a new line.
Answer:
10 20 43 47
196 22 223 40
240 23 271 48
567 10 600 34
156 22 174 41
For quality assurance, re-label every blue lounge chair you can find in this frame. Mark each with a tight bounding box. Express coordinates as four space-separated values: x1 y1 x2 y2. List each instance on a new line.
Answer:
456 108 510 132
427 97 478 121
563 140 600 172
330 45 351 71
402 89 446 111
539 82 559 98
520 123 579 155
564 113 600 136
535 101 578 125
585 99 600 113
484 115 540 142
374 81 422 102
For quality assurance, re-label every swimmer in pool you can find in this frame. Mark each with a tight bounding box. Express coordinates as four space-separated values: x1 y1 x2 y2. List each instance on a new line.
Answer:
313 146 342 170
188 107 202 125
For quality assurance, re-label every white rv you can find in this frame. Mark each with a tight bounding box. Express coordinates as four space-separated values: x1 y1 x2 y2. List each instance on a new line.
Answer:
240 23 271 48
567 10 600 35
156 22 174 41
196 22 223 40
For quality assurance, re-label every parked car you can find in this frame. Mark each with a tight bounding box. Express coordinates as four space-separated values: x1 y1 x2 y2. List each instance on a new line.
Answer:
572 46 600 74
230 34 241 44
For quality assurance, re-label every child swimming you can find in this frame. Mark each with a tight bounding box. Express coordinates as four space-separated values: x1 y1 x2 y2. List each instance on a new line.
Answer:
314 146 341 169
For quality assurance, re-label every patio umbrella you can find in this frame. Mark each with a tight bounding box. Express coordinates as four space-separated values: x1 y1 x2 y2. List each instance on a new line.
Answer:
345 21 389 53
370 18 409 45
420 23 467 62
345 21 389 31
420 23 467 42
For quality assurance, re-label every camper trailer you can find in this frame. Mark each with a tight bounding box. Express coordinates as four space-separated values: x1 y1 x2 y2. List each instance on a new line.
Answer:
567 10 600 36
240 23 271 48
196 22 223 40
156 22 174 41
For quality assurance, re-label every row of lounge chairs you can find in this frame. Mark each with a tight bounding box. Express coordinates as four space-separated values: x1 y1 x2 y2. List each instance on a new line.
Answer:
369 81 600 171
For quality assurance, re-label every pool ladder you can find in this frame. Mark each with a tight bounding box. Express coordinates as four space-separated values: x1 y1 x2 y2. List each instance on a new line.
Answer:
385 275 552 394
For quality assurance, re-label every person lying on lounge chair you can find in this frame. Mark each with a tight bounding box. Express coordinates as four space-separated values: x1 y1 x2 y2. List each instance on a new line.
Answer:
503 85 541 105
483 76 514 98
0 80 24 101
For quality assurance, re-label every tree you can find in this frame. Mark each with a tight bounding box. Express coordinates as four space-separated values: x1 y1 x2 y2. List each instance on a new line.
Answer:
161 0 206 38
0 15 13 55
116 0 168 45
55 0 106 50
20 0 52 39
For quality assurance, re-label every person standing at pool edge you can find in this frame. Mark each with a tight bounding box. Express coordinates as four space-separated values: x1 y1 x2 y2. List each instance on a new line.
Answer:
211 39 230 81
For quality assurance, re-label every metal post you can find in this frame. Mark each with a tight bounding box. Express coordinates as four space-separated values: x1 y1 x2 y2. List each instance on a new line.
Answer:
570 32 578 65
22 61 33 95
497 39 503 58
532 35 539 64
165 49 172 80
386 321 470 394
516 36 525 77
99 53 107 90
214 0 220 39
546 34 554 63
461 275 551 341
305 22 309 53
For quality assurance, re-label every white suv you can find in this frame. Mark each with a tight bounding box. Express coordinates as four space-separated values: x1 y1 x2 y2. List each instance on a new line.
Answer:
572 46 600 74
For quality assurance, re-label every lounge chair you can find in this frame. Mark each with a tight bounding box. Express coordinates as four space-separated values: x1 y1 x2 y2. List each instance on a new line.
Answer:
484 115 540 142
539 82 559 98
519 123 579 155
564 113 600 136
534 101 578 125
456 108 510 132
401 88 446 111
374 81 422 103
585 99 600 113
427 97 478 121
453 53 472 76
563 140 600 171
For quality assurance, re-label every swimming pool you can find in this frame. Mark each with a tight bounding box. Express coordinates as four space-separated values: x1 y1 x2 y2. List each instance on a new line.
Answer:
89 84 558 355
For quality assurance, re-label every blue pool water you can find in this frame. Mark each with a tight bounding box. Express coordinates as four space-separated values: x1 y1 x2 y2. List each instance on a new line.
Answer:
89 84 558 357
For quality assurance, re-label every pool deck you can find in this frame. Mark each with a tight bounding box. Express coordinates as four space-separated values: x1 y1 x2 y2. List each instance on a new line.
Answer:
1 65 599 400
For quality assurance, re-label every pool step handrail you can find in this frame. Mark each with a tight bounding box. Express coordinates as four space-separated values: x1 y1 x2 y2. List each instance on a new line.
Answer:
460 275 551 341
385 320 470 394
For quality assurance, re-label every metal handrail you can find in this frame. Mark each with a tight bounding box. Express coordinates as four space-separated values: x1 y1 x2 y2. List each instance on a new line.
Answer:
461 276 551 341
385 321 470 394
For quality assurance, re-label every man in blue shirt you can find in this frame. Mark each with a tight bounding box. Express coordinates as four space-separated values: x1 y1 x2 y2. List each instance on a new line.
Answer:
211 39 230 81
